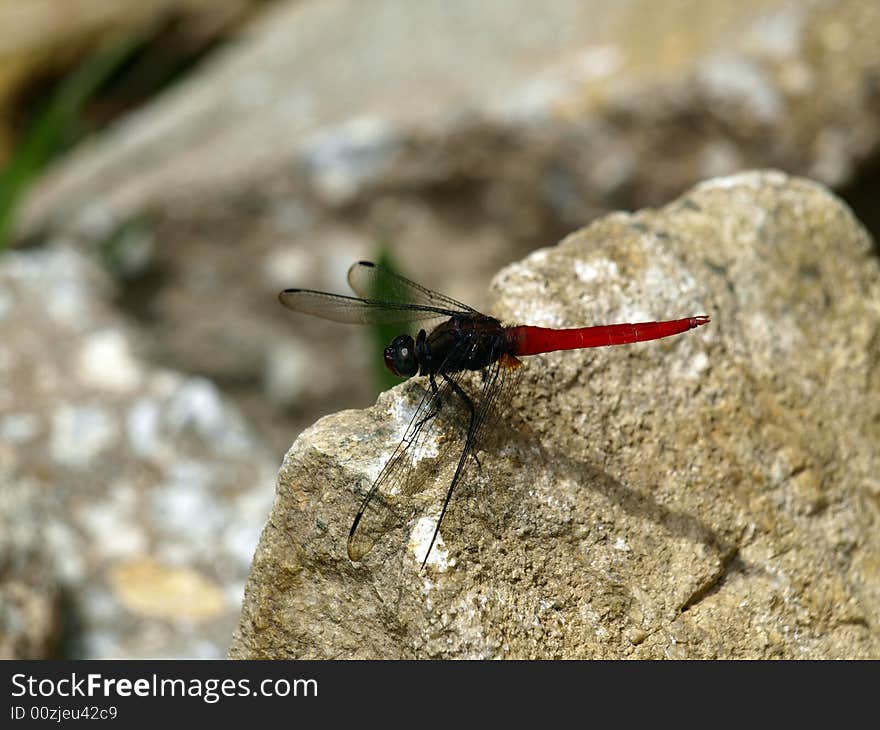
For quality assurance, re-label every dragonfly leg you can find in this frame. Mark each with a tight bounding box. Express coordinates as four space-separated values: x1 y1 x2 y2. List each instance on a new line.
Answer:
414 373 442 430
441 372 476 431
438 347 481 473
419 372 481 569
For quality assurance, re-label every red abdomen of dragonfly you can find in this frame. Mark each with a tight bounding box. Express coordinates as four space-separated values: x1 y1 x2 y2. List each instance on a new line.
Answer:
505 316 710 356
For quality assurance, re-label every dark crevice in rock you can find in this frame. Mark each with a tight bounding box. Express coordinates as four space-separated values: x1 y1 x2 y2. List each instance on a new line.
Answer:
678 548 744 615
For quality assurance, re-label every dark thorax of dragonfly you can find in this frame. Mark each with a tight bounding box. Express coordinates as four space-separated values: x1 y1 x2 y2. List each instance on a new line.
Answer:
383 315 509 379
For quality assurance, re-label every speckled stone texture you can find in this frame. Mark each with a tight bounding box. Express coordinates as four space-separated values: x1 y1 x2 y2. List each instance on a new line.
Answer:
0 248 277 657
230 171 880 659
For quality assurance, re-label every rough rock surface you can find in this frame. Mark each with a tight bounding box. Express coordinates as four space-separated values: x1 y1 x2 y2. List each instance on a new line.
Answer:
0 247 276 658
230 171 880 659
15 0 880 456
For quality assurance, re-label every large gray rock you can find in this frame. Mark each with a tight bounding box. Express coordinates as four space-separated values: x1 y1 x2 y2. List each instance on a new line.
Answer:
16 0 880 457
0 247 277 657
229 171 880 659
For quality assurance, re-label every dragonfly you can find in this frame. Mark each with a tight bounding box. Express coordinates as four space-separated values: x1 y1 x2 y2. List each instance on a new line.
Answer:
279 261 709 568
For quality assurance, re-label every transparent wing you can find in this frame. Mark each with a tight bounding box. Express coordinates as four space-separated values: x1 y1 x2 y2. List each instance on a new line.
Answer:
347 261 478 315
347 372 467 561
348 334 521 564
278 289 456 325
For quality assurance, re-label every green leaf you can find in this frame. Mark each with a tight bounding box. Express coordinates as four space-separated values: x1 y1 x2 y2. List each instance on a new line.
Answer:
0 36 140 250
368 245 407 392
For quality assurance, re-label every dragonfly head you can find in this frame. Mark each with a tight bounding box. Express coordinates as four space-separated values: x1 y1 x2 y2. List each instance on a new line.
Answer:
384 334 418 377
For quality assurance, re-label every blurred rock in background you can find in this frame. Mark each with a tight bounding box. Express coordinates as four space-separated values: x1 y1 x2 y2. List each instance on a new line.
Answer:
0 0 262 162
1 0 275 660
0 246 276 657
1 0 879 657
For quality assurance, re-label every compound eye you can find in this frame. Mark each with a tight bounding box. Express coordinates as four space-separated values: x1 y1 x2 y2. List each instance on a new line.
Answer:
384 335 417 377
